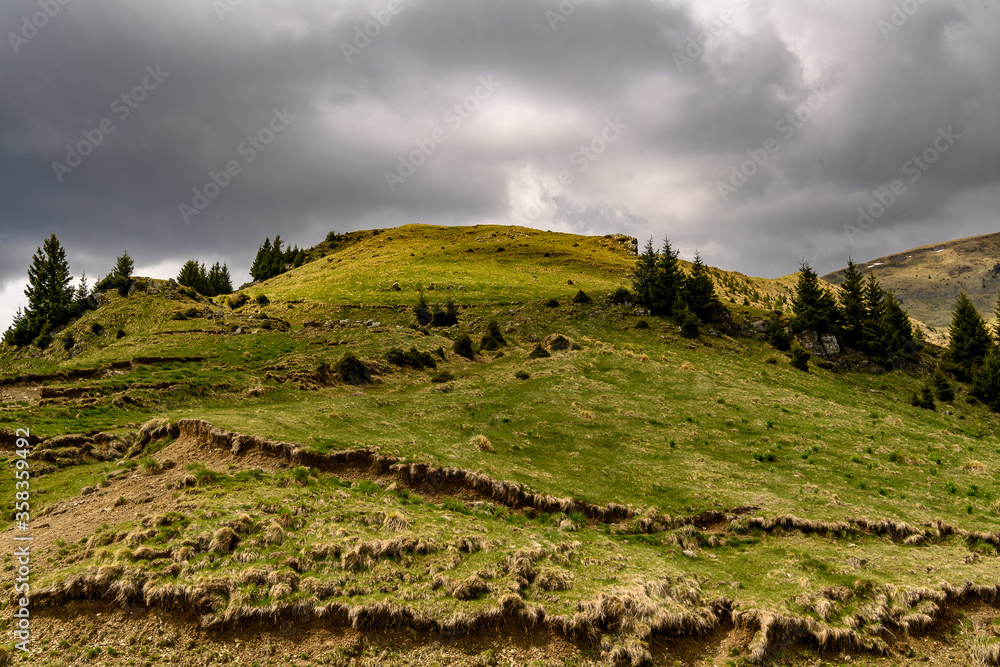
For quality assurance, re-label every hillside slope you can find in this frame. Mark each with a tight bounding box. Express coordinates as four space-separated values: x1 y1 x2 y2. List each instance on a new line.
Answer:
1 224 999 666
823 232 1000 331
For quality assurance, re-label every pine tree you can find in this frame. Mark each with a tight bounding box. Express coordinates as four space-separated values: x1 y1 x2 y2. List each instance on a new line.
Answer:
838 259 866 349
879 291 914 363
948 291 993 374
114 250 134 278
789 262 839 334
269 236 285 278
250 238 273 281
994 291 1000 344
207 262 232 296
177 260 209 294
23 233 74 334
861 274 885 356
684 252 723 322
972 349 1000 412
631 238 658 309
650 235 684 316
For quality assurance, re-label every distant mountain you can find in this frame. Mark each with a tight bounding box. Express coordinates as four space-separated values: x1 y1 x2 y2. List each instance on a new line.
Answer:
823 233 1000 331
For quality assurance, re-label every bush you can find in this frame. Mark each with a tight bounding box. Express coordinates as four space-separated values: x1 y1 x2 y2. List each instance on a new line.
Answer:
767 311 791 351
453 334 475 360
61 331 75 351
255 294 269 306
431 371 454 383
431 299 459 327
90 322 104 335
116 329 126 339
790 344 810 371
184 307 200 318
910 386 936 410
679 309 700 339
753 451 777 463
529 345 551 359
549 335 570 351
608 287 632 305
227 292 248 309
480 320 507 351
333 352 371 385
932 369 955 402
573 289 592 304
544 298 560 308
635 319 649 330
515 370 530 380
386 346 437 369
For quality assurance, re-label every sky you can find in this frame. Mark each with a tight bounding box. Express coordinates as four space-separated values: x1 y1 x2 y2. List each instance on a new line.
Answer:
1 0 998 332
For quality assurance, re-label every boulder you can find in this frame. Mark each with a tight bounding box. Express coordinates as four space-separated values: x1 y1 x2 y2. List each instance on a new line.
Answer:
797 330 842 360
821 334 841 358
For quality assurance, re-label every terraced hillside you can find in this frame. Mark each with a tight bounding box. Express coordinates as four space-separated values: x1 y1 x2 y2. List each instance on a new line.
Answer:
2 225 1000 666
823 232 1000 332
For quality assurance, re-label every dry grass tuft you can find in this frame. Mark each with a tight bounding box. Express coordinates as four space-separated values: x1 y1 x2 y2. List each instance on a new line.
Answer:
470 434 494 452
209 527 239 555
964 460 987 473
383 511 412 532
535 567 574 591
264 522 285 546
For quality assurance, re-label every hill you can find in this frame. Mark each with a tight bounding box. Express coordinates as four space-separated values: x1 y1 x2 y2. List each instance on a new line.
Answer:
2 225 1000 666
823 232 1000 332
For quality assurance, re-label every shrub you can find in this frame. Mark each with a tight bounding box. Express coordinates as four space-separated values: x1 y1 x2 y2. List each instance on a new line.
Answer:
116 329 126 339
453 334 475 360
431 299 459 327
549 335 570 351
333 352 371 385
480 320 507 351
910 386 936 410
184 307 200 318
932 369 955 403
609 287 632 305
679 309 700 339
515 370 530 380
170 312 187 321
90 322 104 335
255 294 269 305
544 298 560 308
790 344 810 371
635 319 650 330
386 346 437 369
572 289 592 304
61 331 75 351
529 345 551 359
753 451 777 463
431 371 454 383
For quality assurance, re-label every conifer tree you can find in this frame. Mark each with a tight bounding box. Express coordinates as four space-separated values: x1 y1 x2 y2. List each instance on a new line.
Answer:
973 349 1000 412
177 260 209 294
861 273 885 356
789 261 839 334
650 235 683 316
114 250 134 279
879 291 913 363
631 238 658 309
684 252 723 322
838 259 866 349
207 262 232 296
948 291 993 374
250 238 273 281
24 233 74 331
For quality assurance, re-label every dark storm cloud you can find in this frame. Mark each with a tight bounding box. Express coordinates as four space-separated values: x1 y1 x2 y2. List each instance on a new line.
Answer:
1 0 999 329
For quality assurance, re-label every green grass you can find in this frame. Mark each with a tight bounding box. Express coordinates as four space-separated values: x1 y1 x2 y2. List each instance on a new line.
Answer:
4 223 1000 665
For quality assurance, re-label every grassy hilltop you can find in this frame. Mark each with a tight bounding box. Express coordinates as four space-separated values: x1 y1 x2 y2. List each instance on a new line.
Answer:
823 232 1000 332
2 224 1000 666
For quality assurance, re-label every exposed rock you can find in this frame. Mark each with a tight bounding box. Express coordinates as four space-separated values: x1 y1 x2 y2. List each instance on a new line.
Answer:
797 330 840 360
604 233 639 256
391 282 401 291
